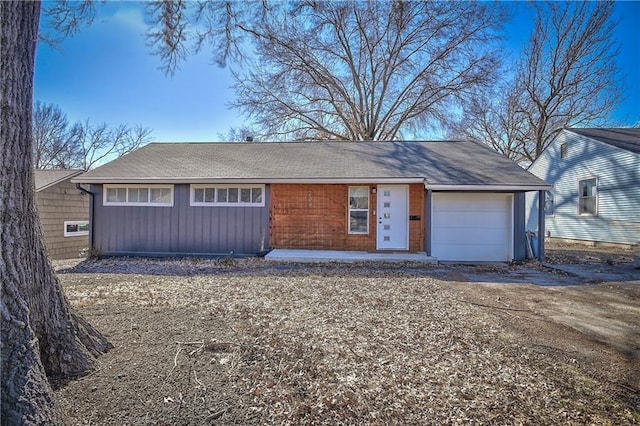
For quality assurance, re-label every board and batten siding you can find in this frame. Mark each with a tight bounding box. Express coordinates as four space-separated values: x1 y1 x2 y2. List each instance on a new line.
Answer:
91 184 270 255
525 131 640 245
35 179 89 259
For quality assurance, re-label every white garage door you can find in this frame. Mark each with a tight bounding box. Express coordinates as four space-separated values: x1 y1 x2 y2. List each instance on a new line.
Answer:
432 193 513 262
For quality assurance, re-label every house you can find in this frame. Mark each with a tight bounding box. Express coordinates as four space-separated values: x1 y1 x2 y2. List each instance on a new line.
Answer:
34 169 90 259
72 141 550 262
525 128 640 247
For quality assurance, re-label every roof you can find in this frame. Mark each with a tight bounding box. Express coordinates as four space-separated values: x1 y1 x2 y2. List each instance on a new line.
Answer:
566 128 640 154
34 169 83 191
73 140 549 190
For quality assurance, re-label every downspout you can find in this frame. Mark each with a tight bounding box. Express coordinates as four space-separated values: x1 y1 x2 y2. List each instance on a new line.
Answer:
425 182 432 256
537 190 545 263
76 183 94 253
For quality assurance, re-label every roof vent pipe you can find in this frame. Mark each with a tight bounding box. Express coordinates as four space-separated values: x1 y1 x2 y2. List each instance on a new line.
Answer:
245 136 254 142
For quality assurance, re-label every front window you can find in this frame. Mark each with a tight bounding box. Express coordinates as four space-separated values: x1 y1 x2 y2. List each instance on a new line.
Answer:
348 186 369 234
578 178 597 215
104 185 174 207
190 185 265 207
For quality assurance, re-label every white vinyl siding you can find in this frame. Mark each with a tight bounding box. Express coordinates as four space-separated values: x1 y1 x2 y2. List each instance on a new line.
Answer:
104 185 174 207
525 130 640 245
190 184 265 207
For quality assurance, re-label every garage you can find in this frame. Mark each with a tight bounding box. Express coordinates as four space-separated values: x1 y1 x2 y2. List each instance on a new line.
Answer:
431 193 513 262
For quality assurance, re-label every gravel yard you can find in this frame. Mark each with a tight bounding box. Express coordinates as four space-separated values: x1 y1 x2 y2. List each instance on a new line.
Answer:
53 252 639 425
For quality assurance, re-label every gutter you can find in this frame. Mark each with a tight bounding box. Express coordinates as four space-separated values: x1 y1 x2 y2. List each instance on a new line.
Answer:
71 177 428 185
425 184 552 192
75 183 94 253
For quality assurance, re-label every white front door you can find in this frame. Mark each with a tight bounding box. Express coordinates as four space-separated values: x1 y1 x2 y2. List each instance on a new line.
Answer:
377 185 409 250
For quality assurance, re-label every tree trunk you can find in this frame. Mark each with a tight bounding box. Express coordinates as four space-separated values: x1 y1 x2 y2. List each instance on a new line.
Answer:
1 1 112 423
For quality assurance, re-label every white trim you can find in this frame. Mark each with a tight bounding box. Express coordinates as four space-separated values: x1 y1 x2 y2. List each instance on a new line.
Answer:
426 184 552 191
190 184 266 207
74 177 427 185
347 186 370 234
64 220 89 237
103 184 174 207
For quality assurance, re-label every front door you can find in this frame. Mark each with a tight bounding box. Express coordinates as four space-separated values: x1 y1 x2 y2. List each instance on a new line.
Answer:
377 185 409 250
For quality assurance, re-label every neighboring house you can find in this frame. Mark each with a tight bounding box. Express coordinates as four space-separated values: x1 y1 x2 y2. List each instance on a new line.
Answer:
35 169 90 259
73 141 550 262
526 128 640 246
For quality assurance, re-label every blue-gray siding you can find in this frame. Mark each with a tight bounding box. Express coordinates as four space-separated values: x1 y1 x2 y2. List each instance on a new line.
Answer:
525 131 640 245
513 192 527 260
91 184 270 255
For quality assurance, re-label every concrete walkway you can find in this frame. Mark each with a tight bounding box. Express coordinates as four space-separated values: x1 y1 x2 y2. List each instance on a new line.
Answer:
265 249 437 263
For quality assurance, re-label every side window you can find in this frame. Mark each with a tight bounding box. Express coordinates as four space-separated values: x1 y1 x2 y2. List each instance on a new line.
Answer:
560 143 568 159
64 221 89 237
578 178 597 215
544 189 554 216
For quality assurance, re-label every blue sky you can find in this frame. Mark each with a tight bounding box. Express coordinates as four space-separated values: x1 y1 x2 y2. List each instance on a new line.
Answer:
34 1 640 143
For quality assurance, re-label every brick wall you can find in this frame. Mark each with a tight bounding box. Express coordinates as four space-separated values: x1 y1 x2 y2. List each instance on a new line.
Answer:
270 183 424 251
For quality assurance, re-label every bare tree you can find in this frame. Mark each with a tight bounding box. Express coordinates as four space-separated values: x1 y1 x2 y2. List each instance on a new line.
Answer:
32 101 82 169
449 81 531 163
76 121 151 170
33 101 152 170
147 0 506 141
1 2 112 423
519 1 622 161
454 1 623 163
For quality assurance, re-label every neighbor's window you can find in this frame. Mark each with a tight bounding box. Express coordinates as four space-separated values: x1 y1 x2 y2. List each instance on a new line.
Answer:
190 185 265 207
64 221 89 237
104 185 173 206
560 143 568 159
578 178 597 215
348 186 369 234
544 189 554 216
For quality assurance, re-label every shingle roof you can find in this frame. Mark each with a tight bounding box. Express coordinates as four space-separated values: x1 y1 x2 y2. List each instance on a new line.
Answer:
34 169 83 191
73 140 548 189
567 128 640 154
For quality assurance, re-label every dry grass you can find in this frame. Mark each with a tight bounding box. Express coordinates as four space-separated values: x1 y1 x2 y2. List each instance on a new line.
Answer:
55 258 639 425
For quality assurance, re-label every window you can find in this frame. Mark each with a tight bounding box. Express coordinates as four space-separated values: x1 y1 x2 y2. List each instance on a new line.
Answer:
544 189 554 216
190 185 265 207
104 185 174 206
348 186 369 234
64 221 89 237
560 143 568 159
578 178 597 215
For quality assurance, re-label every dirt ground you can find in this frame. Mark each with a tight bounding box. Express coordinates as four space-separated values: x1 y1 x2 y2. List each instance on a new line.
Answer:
53 242 639 425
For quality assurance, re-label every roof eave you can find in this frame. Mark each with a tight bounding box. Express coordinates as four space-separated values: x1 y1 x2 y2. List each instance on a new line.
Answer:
71 177 427 185
36 170 83 192
426 184 552 191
